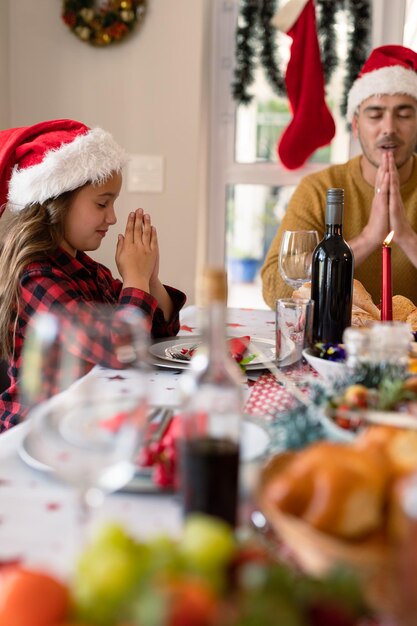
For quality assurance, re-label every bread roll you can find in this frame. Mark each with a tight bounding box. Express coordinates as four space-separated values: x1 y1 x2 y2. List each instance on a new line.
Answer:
406 309 417 332
392 295 416 322
352 279 380 320
293 279 380 322
263 441 388 539
292 283 311 300
351 305 377 328
355 425 417 477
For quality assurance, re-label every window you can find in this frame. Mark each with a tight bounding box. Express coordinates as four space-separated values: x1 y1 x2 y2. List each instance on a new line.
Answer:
209 0 409 309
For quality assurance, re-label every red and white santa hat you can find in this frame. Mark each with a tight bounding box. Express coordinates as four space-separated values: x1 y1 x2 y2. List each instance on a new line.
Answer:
0 119 126 215
347 45 417 121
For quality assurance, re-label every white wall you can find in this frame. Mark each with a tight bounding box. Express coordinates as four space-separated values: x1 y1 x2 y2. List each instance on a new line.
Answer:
0 1 9 127
4 0 212 303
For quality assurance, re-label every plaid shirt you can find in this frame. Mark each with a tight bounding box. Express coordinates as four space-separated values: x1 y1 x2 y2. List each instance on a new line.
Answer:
0 247 186 431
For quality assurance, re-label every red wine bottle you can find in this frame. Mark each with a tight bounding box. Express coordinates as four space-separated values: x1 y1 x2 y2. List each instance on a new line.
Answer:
178 268 243 527
311 188 354 344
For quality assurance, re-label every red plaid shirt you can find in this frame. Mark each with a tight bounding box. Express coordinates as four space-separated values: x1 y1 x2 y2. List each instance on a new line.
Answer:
0 247 186 431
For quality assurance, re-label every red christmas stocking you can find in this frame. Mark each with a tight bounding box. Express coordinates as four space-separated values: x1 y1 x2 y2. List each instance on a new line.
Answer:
273 0 336 170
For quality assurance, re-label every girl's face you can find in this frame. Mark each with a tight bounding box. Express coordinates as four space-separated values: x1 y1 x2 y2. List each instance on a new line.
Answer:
60 172 122 256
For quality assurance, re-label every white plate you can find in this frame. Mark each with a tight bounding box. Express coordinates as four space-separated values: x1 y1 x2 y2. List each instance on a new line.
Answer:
320 405 417 435
302 348 347 381
241 420 270 462
317 407 356 443
18 416 270 476
149 336 277 371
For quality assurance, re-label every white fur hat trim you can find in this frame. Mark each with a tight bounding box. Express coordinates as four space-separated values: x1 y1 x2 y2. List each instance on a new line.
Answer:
8 127 127 210
347 65 417 121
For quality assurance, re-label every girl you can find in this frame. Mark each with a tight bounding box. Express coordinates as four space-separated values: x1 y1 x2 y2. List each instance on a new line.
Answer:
0 119 186 430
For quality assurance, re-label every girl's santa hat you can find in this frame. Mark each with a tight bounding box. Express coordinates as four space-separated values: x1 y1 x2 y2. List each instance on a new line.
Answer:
347 45 417 121
0 119 126 215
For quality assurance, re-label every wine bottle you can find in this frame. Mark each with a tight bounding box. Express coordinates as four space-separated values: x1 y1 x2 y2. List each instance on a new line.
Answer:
311 188 354 344
178 267 244 527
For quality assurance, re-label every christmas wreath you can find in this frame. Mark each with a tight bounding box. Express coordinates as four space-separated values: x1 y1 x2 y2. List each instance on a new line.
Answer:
62 0 146 47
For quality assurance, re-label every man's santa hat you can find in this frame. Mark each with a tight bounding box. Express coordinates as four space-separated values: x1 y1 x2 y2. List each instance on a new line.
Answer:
347 45 417 122
0 119 126 216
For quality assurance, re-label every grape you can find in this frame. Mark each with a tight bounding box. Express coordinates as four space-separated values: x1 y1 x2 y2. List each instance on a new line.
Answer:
72 524 150 625
180 514 236 573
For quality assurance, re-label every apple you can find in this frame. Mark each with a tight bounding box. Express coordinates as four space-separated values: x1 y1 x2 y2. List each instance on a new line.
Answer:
343 384 369 408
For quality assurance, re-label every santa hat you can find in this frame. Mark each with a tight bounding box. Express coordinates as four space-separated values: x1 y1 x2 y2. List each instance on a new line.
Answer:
0 119 126 215
347 45 417 121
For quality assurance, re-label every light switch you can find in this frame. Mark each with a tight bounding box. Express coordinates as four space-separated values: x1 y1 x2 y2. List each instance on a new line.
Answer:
127 155 164 193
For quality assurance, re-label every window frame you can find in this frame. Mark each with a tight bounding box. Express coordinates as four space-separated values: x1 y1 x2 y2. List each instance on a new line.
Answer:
207 0 408 266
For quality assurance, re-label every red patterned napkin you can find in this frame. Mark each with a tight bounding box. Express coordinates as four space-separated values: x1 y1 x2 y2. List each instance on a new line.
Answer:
244 373 299 417
244 364 316 417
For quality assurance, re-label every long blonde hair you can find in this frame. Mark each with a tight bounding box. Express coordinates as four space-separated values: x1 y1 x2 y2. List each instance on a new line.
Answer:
0 191 77 358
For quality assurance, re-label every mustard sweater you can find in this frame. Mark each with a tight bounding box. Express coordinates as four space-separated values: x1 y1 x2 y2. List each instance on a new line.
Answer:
261 155 417 308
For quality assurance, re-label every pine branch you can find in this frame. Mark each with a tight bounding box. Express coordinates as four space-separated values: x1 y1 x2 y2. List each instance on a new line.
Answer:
232 0 259 104
316 0 341 85
341 0 372 117
258 0 287 97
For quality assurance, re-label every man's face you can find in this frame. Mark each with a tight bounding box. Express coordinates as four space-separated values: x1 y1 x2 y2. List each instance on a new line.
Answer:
352 94 417 170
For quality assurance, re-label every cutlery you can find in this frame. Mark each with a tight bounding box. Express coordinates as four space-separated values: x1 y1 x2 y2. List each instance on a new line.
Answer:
144 407 174 445
166 344 199 361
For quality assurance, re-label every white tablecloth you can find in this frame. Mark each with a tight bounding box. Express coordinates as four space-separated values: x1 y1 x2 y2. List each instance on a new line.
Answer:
0 306 275 576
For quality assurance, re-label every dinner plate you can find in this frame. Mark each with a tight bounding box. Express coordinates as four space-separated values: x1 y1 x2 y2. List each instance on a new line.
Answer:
18 417 270 490
149 336 279 371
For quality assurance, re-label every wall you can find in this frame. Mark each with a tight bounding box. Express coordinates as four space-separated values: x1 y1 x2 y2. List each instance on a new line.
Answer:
5 0 212 303
0 1 9 127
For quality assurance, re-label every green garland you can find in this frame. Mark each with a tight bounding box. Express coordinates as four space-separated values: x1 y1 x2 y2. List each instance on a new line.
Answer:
62 0 146 47
341 0 373 116
232 0 372 117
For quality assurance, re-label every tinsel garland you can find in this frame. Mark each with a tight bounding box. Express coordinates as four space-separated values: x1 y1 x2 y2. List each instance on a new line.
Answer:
232 0 372 117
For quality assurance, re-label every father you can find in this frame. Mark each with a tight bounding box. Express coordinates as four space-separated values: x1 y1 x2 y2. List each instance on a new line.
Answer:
261 45 417 308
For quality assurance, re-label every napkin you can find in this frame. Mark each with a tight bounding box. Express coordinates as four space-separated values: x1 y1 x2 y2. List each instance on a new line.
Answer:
139 415 181 488
228 335 251 362
178 336 251 363
244 373 298 417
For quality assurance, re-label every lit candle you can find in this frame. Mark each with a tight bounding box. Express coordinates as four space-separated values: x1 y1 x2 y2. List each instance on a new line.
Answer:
381 230 394 321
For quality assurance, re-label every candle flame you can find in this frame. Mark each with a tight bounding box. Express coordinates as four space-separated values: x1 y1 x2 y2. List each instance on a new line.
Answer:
383 230 394 246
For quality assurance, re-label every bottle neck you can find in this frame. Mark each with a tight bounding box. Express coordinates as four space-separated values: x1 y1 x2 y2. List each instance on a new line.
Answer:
200 301 228 364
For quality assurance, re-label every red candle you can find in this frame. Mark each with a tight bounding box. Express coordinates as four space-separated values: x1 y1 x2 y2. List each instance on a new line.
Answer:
381 230 394 321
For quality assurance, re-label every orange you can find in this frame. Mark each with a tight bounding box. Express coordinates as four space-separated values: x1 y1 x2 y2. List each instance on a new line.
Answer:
162 577 218 626
0 565 70 626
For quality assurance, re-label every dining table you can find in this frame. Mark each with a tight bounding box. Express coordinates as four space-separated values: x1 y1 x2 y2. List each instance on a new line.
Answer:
0 305 307 579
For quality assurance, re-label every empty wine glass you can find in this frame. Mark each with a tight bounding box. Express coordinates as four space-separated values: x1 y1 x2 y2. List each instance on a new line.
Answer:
21 304 149 524
278 230 320 289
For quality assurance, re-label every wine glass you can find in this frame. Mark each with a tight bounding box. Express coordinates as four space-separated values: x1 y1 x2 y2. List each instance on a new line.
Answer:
278 230 320 290
21 305 149 525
